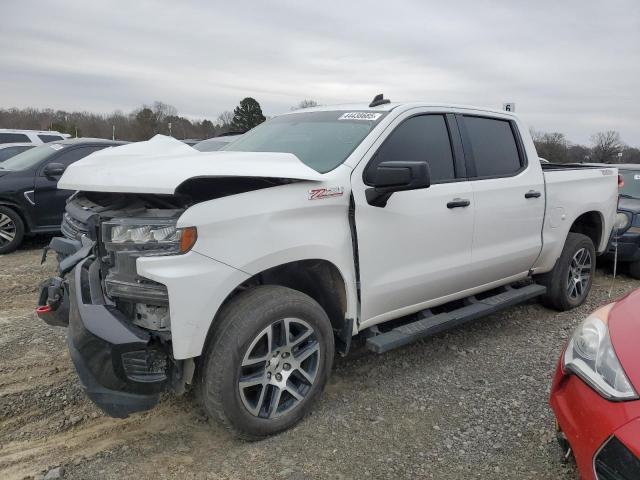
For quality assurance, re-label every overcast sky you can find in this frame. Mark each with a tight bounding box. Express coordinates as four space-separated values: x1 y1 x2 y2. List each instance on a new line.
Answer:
2 0 639 145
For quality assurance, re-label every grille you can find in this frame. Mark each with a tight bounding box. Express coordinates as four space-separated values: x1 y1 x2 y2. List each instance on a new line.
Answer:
595 436 640 480
61 213 89 240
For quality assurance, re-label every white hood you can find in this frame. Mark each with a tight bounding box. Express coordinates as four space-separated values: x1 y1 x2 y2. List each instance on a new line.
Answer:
58 135 324 194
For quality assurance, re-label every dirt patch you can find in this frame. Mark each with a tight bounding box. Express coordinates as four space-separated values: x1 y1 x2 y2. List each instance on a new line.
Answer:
1 243 638 479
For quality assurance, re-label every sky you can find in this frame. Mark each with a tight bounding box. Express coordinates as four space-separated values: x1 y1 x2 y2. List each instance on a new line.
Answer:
1 0 639 145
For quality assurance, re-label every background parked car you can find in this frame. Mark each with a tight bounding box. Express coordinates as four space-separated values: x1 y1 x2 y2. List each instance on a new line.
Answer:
193 133 242 151
0 138 126 254
0 143 35 162
551 289 640 480
0 128 68 145
604 164 640 278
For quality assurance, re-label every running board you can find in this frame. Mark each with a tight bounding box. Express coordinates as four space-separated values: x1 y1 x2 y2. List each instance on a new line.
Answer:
366 284 547 354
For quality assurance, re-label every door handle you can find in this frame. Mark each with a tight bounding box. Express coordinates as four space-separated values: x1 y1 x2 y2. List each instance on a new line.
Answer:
525 190 542 199
447 198 471 209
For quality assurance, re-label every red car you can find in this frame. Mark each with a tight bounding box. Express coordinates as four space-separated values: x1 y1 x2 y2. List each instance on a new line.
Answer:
551 289 640 479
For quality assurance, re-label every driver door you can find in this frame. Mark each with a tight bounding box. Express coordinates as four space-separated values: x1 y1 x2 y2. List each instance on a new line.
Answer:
352 112 476 327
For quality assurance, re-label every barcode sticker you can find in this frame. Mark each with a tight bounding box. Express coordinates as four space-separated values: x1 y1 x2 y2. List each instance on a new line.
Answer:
338 112 382 121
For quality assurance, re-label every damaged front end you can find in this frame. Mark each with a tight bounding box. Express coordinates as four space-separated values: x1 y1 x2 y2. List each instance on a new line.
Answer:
37 191 195 418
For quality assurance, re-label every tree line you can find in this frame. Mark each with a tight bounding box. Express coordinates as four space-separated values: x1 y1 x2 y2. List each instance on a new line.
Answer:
2 97 637 164
531 129 640 164
0 97 267 142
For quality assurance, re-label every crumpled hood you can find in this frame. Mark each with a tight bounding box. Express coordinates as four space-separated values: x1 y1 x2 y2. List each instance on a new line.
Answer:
58 135 324 194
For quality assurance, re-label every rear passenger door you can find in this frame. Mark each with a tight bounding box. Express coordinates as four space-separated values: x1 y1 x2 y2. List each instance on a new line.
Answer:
458 114 545 286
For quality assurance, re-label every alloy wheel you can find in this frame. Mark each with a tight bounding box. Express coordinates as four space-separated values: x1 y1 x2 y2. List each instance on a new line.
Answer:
0 213 16 247
567 247 592 301
238 318 320 419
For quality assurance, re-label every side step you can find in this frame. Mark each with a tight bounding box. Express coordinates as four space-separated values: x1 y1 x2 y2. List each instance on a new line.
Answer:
365 283 547 354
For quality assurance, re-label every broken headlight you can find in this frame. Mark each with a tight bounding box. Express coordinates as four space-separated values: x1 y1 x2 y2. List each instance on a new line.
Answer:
102 219 197 254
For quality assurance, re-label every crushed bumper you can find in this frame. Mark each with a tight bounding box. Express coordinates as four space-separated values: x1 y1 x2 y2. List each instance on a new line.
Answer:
46 257 169 418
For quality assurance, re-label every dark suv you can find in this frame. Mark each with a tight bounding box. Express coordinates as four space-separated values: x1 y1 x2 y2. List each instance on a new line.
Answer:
0 138 126 254
607 164 640 278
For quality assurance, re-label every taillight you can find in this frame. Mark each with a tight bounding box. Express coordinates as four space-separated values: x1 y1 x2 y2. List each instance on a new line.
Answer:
618 174 624 189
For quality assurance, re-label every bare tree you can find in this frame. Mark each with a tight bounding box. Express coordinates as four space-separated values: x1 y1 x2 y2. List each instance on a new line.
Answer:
531 129 568 163
217 110 234 127
591 130 624 163
292 99 319 110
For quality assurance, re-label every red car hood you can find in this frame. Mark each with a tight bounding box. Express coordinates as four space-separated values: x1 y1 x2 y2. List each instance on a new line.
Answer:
609 288 640 391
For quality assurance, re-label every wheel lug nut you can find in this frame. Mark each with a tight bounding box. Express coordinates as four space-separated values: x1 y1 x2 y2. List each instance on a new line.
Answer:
275 373 282 381
283 363 291 370
282 352 289 358
267 372 272 379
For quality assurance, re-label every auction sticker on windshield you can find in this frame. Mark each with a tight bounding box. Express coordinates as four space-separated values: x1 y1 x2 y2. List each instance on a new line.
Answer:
338 112 383 121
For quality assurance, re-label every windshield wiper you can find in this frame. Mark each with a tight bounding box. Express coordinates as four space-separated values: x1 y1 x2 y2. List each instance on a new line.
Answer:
619 193 640 199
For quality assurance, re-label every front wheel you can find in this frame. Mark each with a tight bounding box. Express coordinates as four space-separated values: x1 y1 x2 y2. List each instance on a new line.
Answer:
198 285 334 440
0 206 25 255
537 232 596 311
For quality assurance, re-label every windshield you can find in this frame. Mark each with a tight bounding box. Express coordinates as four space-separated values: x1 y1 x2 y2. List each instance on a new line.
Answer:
0 143 62 171
620 170 640 199
223 111 387 173
194 138 235 152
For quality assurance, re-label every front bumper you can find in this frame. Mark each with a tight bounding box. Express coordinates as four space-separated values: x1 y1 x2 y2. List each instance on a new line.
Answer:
63 258 169 418
550 359 640 480
606 231 640 263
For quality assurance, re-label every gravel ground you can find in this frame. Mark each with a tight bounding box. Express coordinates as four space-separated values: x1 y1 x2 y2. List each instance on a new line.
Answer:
1 238 638 479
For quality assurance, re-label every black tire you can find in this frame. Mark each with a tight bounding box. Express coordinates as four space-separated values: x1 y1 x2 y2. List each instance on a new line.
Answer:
0 206 25 255
537 232 596 311
198 285 335 440
628 261 640 280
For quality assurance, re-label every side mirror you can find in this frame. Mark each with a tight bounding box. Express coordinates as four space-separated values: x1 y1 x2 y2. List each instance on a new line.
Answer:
365 161 431 207
43 162 66 177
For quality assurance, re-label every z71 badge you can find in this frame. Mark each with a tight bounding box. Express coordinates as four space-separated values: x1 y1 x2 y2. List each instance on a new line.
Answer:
308 186 344 200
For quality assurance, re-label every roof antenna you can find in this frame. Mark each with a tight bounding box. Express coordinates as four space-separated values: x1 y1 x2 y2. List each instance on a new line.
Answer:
369 93 390 108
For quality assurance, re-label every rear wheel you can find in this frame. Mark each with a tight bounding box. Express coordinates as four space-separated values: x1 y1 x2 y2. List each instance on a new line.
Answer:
538 233 595 311
0 206 25 255
198 285 334 440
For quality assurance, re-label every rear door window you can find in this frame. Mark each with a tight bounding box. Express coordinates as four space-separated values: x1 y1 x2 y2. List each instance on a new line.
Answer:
463 116 522 177
365 115 456 184
0 133 30 144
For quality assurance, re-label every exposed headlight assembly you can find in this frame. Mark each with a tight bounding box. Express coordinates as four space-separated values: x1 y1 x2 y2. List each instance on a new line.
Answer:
564 304 638 401
102 219 197 254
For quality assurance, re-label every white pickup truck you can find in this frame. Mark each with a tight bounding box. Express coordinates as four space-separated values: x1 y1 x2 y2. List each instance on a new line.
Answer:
37 96 618 439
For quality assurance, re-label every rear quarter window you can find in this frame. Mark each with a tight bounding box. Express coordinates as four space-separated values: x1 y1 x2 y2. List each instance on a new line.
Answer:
463 116 522 177
0 133 30 144
38 134 64 143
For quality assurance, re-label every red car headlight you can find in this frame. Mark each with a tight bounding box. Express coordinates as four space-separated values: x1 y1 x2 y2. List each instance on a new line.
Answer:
564 304 638 401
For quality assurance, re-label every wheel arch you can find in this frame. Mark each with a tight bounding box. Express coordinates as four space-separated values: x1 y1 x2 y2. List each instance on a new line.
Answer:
206 259 352 357
568 210 605 252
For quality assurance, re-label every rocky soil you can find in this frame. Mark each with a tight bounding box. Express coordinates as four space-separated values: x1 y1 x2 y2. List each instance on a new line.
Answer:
1 238 638 479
